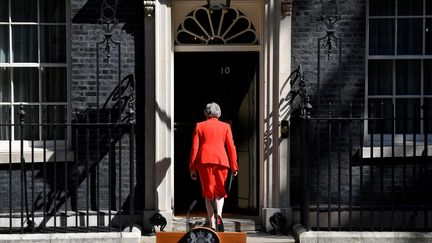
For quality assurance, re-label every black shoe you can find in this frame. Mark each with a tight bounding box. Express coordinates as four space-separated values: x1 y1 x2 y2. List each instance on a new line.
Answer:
216 215 224 232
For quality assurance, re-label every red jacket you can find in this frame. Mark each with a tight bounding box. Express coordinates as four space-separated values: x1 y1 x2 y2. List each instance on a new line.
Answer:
189 118 238 172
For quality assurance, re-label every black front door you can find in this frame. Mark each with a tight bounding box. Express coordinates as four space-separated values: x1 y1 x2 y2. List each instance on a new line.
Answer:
174 52 259 215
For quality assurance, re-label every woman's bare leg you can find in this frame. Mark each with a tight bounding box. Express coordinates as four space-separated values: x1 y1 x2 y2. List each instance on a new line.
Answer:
204 197 216 229
215 196 224 217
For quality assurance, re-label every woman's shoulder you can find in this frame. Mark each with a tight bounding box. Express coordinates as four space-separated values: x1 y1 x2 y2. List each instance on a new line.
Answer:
199 118 230 127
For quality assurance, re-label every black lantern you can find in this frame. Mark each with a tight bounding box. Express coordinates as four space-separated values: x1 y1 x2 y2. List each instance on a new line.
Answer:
207 0 231 11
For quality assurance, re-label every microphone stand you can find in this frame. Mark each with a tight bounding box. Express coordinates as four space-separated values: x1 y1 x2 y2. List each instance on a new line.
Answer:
186 200 197 231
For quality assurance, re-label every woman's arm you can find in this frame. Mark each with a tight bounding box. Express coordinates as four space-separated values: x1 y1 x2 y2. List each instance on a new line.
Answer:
225 125 238 172
189 124 200 172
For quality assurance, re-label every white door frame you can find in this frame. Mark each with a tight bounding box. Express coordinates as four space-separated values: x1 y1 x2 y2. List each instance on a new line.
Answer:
148 0 292 231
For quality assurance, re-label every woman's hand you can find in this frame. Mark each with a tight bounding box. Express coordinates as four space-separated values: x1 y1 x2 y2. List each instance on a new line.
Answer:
232 170 239 177
190 170 197 180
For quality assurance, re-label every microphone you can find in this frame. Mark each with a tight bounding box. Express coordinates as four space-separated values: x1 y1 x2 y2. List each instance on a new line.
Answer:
186 200 197 231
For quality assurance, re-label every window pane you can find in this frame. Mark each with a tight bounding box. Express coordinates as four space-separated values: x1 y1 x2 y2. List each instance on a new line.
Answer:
425 60 432 95
40 26 66 63
368 60 393 95
398 0 422 16
368 98 393 134
12 26 38 62
0 0 8 22
0 105 10 139
13 105 39 140
0 25 9 63
369 19 394 55
426 19 432 54
369 0 395 16
0 67 10 102
396 60 421 95
427 1 432 15
11 0 37 22
397 19 422 55
42 67 66 102
396 99 421 134
425 98 432 134
42 105 66 140
40 0 65 23
13 67 38 102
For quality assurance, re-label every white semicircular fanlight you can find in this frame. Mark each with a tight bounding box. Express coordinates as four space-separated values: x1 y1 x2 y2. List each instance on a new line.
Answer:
175 7 258 45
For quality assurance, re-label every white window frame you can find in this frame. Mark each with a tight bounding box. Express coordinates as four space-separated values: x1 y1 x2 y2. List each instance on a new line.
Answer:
365 0 432 158
0 0 71 163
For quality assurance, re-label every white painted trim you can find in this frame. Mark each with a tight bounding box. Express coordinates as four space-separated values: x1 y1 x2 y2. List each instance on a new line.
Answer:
155 0 175 214
172 0 264 212
174 45 260 52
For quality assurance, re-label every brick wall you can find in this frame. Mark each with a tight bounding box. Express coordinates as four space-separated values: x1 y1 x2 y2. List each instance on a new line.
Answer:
290 0 366 205
69 0 145 211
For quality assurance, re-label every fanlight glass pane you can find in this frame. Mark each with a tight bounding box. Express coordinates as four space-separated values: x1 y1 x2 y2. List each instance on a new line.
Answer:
176 7 257 45
369 19 394 55
42 67 67 102
0 26 9 63
0 67 10 102
13 67 39 102
12 25 38 62
11 0 37 22
396 60 420 95
40 25 66 63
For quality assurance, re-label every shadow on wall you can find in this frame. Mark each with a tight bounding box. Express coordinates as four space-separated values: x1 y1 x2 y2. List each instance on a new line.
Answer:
70 0 146 212
0 73 137 230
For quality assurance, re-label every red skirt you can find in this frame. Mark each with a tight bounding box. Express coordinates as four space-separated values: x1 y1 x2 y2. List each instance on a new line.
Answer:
196 164 229 199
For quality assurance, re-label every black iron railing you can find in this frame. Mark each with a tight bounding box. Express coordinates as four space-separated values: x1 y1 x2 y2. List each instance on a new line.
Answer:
0 105 136 234
292 102 432 232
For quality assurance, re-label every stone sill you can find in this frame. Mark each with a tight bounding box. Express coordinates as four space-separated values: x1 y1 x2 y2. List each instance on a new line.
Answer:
362 145 432 158
299 231 432 243
0 148 74 163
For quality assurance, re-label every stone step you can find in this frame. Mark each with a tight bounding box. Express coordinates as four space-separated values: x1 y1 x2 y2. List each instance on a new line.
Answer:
172 216 262 232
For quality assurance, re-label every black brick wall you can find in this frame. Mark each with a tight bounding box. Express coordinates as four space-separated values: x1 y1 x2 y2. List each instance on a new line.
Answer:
69 0 145 211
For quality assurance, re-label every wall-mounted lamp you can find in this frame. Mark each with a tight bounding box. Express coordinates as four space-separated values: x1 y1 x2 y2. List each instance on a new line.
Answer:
281 120 289 138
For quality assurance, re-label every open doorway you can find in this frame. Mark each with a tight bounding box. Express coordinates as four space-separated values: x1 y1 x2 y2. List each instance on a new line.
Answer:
173 52 259 216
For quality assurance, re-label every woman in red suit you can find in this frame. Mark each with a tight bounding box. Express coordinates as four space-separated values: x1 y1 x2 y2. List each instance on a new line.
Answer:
189 102 239 231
